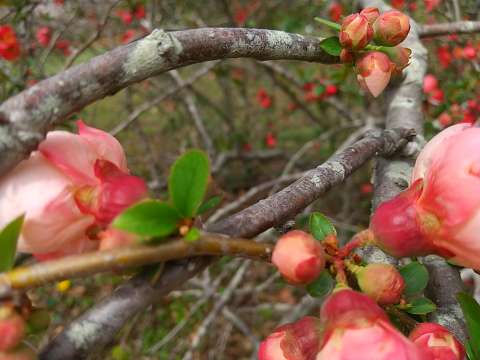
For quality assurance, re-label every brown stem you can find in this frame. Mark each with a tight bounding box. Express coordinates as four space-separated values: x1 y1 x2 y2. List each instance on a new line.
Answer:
0 234 272 296
418 21 480 38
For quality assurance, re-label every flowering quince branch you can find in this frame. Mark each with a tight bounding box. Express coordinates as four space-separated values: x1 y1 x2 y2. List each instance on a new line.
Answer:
0 234 272 296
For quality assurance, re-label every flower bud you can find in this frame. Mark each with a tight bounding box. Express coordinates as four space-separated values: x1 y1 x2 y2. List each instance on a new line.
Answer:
339 48 354 63
317 289 424 359
0 308 25 352
373 10 410 46
98 228 138 251
385 46 412 73
339 13 373 50
356 51 394 97
360 7 380 24
409 323 465 360
258 316 322 360
271 230 325 284
356 263 405 305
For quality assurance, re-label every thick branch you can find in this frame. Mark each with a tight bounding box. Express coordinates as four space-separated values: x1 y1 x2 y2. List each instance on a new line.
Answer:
0 235 272 294
0 27 337 176
39 128 414 360
418 21 480 37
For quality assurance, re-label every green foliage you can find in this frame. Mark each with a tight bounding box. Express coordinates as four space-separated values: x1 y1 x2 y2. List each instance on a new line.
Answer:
458 293 480 360
111 345 131 360
405 297 436 315
319 36 342 56
0 215 24 272
183 227 201 242
113 200 180 238
399 262 429 296
306 271 334 299
197 195 222 215
308 212 336 241
169 150 210 218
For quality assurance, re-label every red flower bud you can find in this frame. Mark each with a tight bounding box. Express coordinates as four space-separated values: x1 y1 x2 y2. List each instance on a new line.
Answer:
356 51 394 97
373 10 410 46
339 48 354 63
410 323 465 360
423 74 438 94
356 263 405 305
385 46 412 72
272 230 325 284
0 25 21 62
0 308 25 352
258 317 322 360
360 7 380 25
339 13 373 50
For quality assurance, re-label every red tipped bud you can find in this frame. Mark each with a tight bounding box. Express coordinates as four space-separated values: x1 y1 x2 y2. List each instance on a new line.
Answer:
373 10 410 46
272 230 325 285
339 13 373 50
356 263 405 305
0 307 25 352
258 316 322 360
339 48 354 63
410 323 465 360
356 51 394 97
385 46 412 73
360 7 380 24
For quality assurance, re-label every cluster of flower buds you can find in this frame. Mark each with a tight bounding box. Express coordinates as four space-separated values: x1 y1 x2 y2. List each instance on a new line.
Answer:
272 230 325 284
0 300 49 360
370 124 480 269
259 288 463 359
337 8 411 97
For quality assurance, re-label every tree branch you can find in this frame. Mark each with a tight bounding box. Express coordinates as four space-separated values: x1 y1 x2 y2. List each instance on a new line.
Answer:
39 128 414 360
0 27 337 176
418 21 480 37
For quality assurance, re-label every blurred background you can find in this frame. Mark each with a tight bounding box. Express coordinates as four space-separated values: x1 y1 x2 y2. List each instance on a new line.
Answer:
1 1 479 359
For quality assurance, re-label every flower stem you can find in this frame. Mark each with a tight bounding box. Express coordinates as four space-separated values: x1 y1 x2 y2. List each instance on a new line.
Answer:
0 234 273 296
314 17 341 31
337 229 375 258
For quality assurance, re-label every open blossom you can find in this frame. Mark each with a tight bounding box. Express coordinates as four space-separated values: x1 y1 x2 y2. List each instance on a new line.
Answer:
317 289 424 360
371 124 480 269
410 323 465 360
373 10 410 46
272 230 325 284
356 51 394 97
0 121 147 258
356 263 405 305
258 317 322 360
339 13 373 50
0 25 20 61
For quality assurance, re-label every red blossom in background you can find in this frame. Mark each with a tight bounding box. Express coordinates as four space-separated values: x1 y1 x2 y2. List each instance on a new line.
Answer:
328 2 344 22
391 0 405 9
134 4 146 19
55 39 71 56
360 183 373 194
265 132 277 149
121 29 136 44
0 25 21 61
233 7 248 26
256 88 272 109
424 0 441 12
36 26 51 47
437 45 452 68
116 9 134 25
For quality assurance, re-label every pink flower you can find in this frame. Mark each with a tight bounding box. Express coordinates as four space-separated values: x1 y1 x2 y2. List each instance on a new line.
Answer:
328 2 343 22
356 263 405 305
116 9 133 25
0 308 25 352
423 74 438 94
256 88 272 109
258 317 322 360
121 29 136 44
36 26 51 47
371 124 480 269
271 230 325 284
437 46 452 68
410 323 465 360
317 289 424 360
0 25 20 61
373 10 410 46
424 0 441 12
339 13 373 50
356 51 394 97
0 121 147 258
463 45 477 60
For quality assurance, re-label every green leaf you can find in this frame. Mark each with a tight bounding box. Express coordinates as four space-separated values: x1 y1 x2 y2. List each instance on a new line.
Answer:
113 200 180 238
458 292 480 360
308 212 336 241
306 271 334 299
405 297 436 315
184 227 201 242
169 150 210 218
319 37 342 56
0 215 24 272
399 262 429 296
466 341 477 360
197 196 222 215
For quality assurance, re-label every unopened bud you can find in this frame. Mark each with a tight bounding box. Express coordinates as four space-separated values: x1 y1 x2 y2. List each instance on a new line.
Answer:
339 13 373 50
373 10 410 46
355 51 394 97
356 263 405 305
410 322 465 360
340 48 354 63
384 46 412 73
360 7 380 24
272 230 325 284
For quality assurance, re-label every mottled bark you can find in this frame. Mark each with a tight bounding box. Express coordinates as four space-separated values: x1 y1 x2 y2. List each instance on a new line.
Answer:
0 27 337 176
418 21 480 37
40 128 415 360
